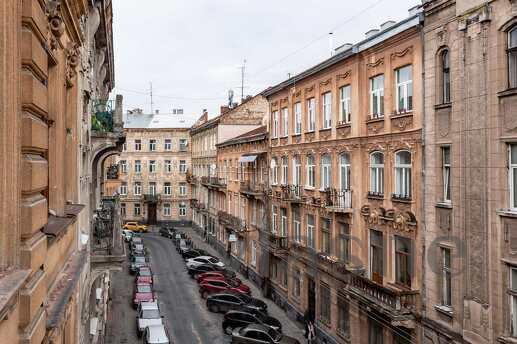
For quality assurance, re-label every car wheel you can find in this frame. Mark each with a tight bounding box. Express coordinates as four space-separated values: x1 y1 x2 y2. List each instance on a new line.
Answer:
224 325 233 335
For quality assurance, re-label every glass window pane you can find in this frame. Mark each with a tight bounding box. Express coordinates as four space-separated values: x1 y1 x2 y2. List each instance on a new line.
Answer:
510 28 517 48
511 145 517 164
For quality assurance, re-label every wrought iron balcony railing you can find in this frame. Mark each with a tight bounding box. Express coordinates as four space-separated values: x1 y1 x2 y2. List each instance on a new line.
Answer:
323 188 352 212
144 193 159 203
217 210 245 231
240 180 267 196
281 184 302 202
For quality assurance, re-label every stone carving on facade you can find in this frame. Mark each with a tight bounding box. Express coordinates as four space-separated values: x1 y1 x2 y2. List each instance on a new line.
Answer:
336 70 351 80
305 85 314 93
366 57 384 68
66 43 81 83
46 0 65 39
319 78 331 87
280 97 288 104
437 25 449 46
436 110 451 137
271 101 278 107
390 46 413 60
366 119 384 134
360 205 416 233
391 114 413 131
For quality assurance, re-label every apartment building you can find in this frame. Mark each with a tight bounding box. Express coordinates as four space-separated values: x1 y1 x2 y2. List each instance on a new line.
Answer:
422 0 517 343
263 10 423 344
118 112 197 225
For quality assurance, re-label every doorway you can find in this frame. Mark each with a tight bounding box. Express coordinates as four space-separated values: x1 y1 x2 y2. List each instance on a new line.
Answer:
147 203 157 224
307 276 316 321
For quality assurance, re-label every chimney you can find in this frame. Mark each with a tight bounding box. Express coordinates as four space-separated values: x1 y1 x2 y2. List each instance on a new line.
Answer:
380 20 396 31
365 29 380 39
202 109 208 117
155 109 159 114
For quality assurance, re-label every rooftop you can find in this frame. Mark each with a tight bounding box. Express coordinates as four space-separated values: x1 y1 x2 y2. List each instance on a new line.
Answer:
217 125 268 148
124 113 199 129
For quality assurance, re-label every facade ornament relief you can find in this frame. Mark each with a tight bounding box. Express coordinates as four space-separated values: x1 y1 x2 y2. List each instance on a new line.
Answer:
366 57 384 68
305 85 314 93
390 46 413 60
437 25 449 46
336 70 351 80
66 43 81 82
46 0 65 39
280 97 288 104
319 78 331 87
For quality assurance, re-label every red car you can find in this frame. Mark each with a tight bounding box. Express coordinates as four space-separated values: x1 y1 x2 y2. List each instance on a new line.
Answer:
133 283 155 308
195 271 239 284
136 267 153 285
199 278 251 298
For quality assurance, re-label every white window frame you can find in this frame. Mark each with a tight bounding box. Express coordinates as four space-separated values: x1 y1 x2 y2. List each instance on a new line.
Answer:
179 160 186 173
149 139 156 151
293 210 301 243
134 182 142 196
179 183 187 196
394 150 412 198
306 155 315 188
164 139 172 150
441 247 452 307
280 208 287 237
179 138 188 151
293 156 301 186
134 160 141 174
149 160 156 173
339 153 351 191
442 147 451 202
322 92 332 129
120 160 127 173
370 75 384 118
282 108 289 137
134 203 141 216
307 98 315 132
179 202 187 217
281 156 288 185
395 65 413 113
294 102 302 134
165 160 172 173
134 139 141 151
339 85 351 124
164 182 172 195
320 154 331 190
163 203 171 216
272 111 279 138
510 144 517 210
270 158 278 185
370 152 384 194
119 183 127 195
149 182 156 195
307 214 315 248
272 206 278 233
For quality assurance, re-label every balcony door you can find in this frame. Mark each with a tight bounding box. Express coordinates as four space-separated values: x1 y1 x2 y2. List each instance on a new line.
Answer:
370 229 384 284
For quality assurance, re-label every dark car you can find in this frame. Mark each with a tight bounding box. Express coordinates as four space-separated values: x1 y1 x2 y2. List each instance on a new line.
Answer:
159 227 174 238
206 292 267 314
222 310 282 335
181 248 210 260
187 264 223 277
231 324 299 344
130 256 149 274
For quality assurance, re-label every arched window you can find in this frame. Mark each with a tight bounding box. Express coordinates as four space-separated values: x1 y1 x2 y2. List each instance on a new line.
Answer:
370 152 384 195
339 153 351 191
321 154 332 190
306 155 315 188
293 156 301 186
394 151 412 198
509 27 517 88
270 158 278 185
441 50 451 103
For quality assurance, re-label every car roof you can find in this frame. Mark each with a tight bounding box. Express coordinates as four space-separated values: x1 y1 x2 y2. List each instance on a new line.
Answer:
147 324 168 341
140 301 159 310
244 323 268 332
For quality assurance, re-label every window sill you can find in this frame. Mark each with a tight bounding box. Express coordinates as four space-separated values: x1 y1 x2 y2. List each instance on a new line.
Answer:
292 133 302 137
320 127 332 132
391 195 412 203
497 87 517 98
336 122 351 128
305 130 315 134
390 111 413 118
434 304 454 317
436 201 452 209
434 102 452 110
497 209 517 218
367 192 384 200
366 115 384 123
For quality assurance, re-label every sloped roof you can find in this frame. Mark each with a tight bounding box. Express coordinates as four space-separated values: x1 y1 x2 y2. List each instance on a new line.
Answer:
124 113 199 129
217 125 268 148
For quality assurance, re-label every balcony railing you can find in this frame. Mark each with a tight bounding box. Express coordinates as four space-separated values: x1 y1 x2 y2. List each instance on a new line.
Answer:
269 232 289 256
240 180 267 197
281 184 302 202
323 188 352 212
91 99 114 132
217 210 245 231
201 176 226 188
144 194 159 203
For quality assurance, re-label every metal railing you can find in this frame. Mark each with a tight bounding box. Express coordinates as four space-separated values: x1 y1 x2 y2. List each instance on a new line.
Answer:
217 210 245 230
240 180 267 195
323 188 352 209
281 184 302 201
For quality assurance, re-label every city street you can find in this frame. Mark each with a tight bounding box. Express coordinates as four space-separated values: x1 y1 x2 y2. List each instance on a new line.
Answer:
105 228 304 344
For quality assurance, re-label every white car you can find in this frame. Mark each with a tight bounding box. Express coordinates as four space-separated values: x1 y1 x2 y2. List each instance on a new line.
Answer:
185 256 225 269
136 301 163 337
122 229 133 242
143 324 170 344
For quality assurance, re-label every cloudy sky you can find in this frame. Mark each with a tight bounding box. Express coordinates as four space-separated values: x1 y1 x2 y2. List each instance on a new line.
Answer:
112 0 418 117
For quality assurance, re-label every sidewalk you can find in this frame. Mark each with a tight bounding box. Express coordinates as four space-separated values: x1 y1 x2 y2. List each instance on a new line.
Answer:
183 226 306 343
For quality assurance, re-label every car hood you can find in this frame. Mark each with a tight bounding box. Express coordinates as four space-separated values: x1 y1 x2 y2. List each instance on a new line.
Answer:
135 292 154 301
214 262 225 267
138 318 162 330
248 299 267 309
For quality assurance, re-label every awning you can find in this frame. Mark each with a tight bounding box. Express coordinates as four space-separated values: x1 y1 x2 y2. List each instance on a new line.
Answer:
238 155 257 163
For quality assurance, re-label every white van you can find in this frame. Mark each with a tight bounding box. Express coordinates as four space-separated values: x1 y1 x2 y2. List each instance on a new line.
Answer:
136 301 162 337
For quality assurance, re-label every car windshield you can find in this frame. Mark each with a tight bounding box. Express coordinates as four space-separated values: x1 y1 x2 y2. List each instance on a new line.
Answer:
237 294 251 303
267 328 281 341
208 257 219 264
137 285 152 293
139 270 151 276
141 309 160 319
134 257 146 263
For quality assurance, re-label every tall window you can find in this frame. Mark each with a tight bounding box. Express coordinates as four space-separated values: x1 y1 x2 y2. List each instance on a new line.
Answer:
322 92 332 129
321 218 331 254
321 154 331 190
281 156 288 185
165 160 172 173
307 98 316 132
282 108 289 137
320 283 331 324
293 209 301 243
149 182 156 195
294 102 302 134
395 236 412 287
120 203 126 217
394 151 412 198
442 147 451 202
120 160 127 173
164 138 172 150
339 153 351 191
134 203 141 216
510 267 517 336
134 139 141 151
272 111 279 138
339 222 350 263
250 241 257 267
370 229 384 284
149 139 156 151
306 155 315 188
179 138 188 151
164 182 171 195
163 203 171 216
339 85 351 124
395 65 413 112
337 294 350 336
270 158 278 185
134 182 142 195
179 202 187 216
179 160 186 173
134 160 141 173
280 208 287 237
370 75 384 118
509 27 517 88
510 144 517 209
370 152 384 195
272 205 278 233
293 156 301 186
119 182 127 195
441 247 452 307
441 50 451 103
307 214 315 248
149 160 156 173
179 183 187 196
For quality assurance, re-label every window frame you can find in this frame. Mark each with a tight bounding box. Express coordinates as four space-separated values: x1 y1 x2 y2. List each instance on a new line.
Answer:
306 155 315 188
149 160 156 173
134 203 141 216
320 154 331 190
339 153 351 191
134 139 141 151
442 147 451 202
370 74 385 118
395 65 413 113
369 152 384 195
322 92 332 129
272 110 279 138
134 182 142 196
164 182 172 195
441 50 451 103
282 107 289 137
394 150 412 199
119 182 127 195
179 183 187 196
394 235 412 288
120 160 127 173
307 98 316 132
320 217 331 255
149 139 156 151
163 203 171 216
293 209 301 243
307 214 315 248
270 158 278 185
510 144 517 210
319 283 331 324
134 160 142 174
281 156 288 185
294 102 302 134
179 202 187 216
179 160 186 173
293 156 301 187
508 26 517 89
370 229 384 284
164 138 172 151
339 222 350 263
339 85 352 124
441 247 452 307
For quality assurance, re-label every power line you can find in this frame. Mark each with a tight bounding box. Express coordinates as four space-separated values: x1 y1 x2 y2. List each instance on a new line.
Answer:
115 87 225 101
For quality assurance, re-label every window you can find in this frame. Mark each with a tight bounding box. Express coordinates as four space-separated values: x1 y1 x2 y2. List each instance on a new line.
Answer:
149 139 156 151
394 151 412 198
179 160 186 173
280 208 287 237
321 218 331 254
441 248 452 307
370 75 384 118
509 27 517 88
179 139 188 151
307 98 315 132
134 203 141 216
369 319 383 344
179 202 187 216
339 85 351 124
134 139 141 151
293 269 301 298
120 203 126 217
370 152 384 195
119 182 127 195
134 160 141 173
272 111 279 138
165 160 172 173
339 153 351 191
306 155 315 188
395 65 413 112
281 156 288 185
370 229 384 284
123 142 127 151
179 183 187 196
164 138 172 150
282 108 289 137
321 154 331 190
320 283 331 324
442 147 451 202
322 92 332 129
510 267 517 336
250 241 257 267
441 50 451 103
120 160 127 173
293 209 301 243
337 294 350 336
339 223 350 263
149 182 156 195
395 236 412 287
293 156 301 187
149 160 156 173
294 102 302 134
307 214 315 248
270 158 278 185
134 182 142 195
163 203 171 216
272 205 278 233
164 182 171 195
510 144 517 209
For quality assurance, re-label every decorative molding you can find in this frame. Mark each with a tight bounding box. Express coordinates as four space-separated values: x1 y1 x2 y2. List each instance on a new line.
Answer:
271 101 278 107
390 114 413 131
366 57 384 68
66 43 81 83
280 97 288 104
319 78 331 87
437 26 449 46
46 0 65 39
305 85 315 93
337 70 352 80
390 46 413 60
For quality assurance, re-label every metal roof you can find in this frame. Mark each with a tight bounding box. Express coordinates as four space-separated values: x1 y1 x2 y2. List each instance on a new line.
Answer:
124 113 199 129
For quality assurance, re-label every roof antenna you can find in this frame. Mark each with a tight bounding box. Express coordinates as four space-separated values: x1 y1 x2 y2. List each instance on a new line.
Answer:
149 82 154 114
239 59 246 102
328 32 334 57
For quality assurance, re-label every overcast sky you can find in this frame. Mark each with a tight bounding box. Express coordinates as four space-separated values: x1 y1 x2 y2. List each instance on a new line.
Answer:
112 0 418 118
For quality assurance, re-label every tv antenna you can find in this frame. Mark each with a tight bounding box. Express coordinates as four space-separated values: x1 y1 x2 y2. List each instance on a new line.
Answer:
149 82 154 114
239 59 246 102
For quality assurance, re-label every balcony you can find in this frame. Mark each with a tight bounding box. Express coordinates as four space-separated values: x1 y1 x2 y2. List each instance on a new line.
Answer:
91 197 125 269
217 210 245 231
281 184 303 203
186 170 197 184
91 99 115 133
269 232 289 256
323 188 352 213
144 193 159 203
240 180 267 198
201 176 227 189
191 199 206 211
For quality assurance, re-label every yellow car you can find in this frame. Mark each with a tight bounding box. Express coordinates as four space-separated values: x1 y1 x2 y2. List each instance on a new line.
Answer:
123 222 148 233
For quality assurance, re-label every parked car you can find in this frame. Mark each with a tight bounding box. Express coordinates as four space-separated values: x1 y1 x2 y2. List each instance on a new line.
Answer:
136 267 154 285
223 310 282 335
231 324 299 344
129 256 149 274
122 229 133 242
195 271 238 284
136 301 163 337
176 239 190 254
143 324 170 344
206 292 267 314
186 256 225 269
199 278 250 298
187 264 223 277
131 235 143 244
133 283 155 309
123 221 148 233
181 248 210 260
159 227 174 238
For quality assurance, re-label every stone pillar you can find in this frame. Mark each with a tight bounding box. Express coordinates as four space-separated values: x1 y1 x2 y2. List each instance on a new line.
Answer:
113 94 123 133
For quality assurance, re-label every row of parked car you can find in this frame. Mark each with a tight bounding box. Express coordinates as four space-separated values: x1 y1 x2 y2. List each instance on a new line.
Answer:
123 230 171 344
165 228 300 343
